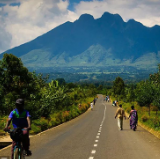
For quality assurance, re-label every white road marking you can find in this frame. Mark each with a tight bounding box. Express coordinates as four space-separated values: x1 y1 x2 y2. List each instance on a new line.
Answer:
94 144 98 147
91 150 96 154
89 102 107 159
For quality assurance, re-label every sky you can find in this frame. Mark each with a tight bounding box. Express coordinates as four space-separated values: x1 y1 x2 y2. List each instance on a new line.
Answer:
0 0 160 53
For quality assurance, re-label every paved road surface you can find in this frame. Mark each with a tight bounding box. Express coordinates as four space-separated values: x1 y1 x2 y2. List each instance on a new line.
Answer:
1 94 160 159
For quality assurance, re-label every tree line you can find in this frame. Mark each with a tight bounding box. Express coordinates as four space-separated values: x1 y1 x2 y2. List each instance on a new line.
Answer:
108 66 160 116
0 54 105 120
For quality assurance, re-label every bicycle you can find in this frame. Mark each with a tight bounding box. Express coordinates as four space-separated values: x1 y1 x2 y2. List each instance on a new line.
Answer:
5 128 26 159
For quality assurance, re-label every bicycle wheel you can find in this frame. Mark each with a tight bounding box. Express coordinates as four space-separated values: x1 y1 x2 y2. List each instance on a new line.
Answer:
13 148 19 159
21 148 25 159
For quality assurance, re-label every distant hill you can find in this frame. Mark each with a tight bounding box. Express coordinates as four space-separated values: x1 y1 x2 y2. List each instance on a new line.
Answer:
1 11 160 74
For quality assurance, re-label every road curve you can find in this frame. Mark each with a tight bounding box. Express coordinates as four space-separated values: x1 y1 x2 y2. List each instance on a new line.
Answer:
1 94 160 159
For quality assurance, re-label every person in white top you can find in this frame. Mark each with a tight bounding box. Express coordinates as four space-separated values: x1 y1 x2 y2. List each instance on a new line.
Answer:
90 102 93 110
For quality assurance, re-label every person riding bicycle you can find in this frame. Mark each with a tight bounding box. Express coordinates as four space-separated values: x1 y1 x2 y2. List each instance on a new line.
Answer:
4 98 32 158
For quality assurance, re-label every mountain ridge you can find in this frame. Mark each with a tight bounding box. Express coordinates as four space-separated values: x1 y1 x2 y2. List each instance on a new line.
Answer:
0 11 160 73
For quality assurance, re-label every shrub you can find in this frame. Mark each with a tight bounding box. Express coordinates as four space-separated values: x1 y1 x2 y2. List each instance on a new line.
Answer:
141 115 150 122
126 107 131 114
39 117 49 131
31 123 41 134
32 117 49 131
150 106 158 111
141 107 149 112
70 108 79 118
55 112 63 125
0 116 8 130
48 117 57 128
62 111 71 122
151 118 160 130
79 104 87 113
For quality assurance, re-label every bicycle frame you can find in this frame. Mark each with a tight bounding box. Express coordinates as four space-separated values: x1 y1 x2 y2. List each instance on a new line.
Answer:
13 141 24 159
5 128 26 159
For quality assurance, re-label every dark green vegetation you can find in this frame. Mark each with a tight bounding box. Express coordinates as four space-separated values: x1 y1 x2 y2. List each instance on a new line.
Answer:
44 69 150 84
0 54 106 133
0 12 160 76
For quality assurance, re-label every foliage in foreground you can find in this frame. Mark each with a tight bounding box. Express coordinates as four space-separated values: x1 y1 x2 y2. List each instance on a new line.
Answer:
0 54 99 133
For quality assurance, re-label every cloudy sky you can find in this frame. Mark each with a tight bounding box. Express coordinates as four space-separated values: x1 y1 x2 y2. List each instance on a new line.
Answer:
0 0 160 53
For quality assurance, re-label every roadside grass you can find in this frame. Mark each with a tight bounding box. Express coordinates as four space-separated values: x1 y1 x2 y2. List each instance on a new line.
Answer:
30 96 94 134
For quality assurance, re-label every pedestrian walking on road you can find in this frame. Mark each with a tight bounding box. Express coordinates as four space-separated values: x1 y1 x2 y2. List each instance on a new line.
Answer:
115 104 126 130
115 100 117 106
128 106 138 131
93 98 96 105
90 102 94 110
107 95 110 102
106 96 108 102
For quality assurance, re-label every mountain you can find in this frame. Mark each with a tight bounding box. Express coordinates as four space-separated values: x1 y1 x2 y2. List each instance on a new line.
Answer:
1 12 160 74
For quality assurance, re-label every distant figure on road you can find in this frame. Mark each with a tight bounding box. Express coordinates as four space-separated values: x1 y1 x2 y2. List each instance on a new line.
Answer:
103 95 105 101
128 106 138 131
115 100 117 106
107 96 110 103
93 98 96 105
112 101 115 106
90 102 94 110
115 104 126 130
106 96 108 102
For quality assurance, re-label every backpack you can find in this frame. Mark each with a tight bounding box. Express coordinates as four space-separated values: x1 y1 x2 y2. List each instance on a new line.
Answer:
10 128 23 142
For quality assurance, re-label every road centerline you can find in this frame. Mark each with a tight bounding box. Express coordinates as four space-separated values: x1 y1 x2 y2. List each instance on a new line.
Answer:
88 102 107 159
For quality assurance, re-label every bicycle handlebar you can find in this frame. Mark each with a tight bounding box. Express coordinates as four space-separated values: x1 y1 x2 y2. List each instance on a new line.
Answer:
4 128 28 133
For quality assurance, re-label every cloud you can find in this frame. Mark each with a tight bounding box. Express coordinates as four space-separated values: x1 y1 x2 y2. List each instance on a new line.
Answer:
0 0 78 53
74 0 160 27
0 0 20 4
0 0 160 53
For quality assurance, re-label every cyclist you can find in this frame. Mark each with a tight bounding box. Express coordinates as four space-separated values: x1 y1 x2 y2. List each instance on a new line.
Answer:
4 98 32 158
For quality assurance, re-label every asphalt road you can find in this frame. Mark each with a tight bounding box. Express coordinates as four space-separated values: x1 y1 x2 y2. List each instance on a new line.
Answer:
1 94 160 159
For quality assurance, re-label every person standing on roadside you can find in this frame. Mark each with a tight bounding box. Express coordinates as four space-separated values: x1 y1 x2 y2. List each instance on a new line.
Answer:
128 105 138 131
106 96 108 102
93 98 96 105
115 100 117 106
90 101 94 110
107 95 110 102
115 104 126 130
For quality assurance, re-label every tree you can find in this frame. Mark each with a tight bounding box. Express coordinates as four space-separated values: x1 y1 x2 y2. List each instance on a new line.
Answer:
112 77 125 99
135 80 155 116
0 53 49 114
152 87 160 112
56 78 66 86
125 84 136 102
